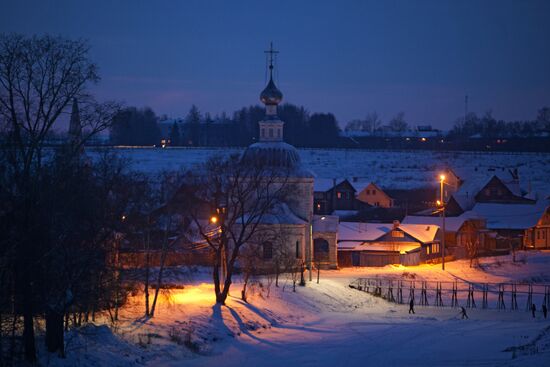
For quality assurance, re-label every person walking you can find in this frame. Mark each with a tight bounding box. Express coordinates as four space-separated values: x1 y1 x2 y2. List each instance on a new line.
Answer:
542 304 547 319
409 298 415 314
531 303 536 318
460 306 468 319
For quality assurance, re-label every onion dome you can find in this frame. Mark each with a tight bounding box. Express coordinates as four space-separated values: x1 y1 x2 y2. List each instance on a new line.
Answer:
260 76 283 106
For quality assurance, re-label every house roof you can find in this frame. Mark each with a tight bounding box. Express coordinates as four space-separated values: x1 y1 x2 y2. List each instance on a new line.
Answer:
471 200 550 230
338 221 439 244
402 211 482 232
313 178 348 192
247 202 307 225
450 172 525 211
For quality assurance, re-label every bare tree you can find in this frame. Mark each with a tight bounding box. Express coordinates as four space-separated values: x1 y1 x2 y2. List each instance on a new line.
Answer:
0 33 120 362
181 154 292 305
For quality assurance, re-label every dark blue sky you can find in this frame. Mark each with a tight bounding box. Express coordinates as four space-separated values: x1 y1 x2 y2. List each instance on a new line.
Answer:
2 0 549 129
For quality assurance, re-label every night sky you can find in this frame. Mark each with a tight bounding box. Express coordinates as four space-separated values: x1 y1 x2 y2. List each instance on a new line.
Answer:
2 0 549 129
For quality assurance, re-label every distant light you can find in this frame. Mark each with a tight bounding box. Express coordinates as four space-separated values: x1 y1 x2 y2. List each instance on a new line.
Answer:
210 216 218 224
436 200 442 206
440 174 446 181
121 215 126 221
320 216 326 220
421 137 427 142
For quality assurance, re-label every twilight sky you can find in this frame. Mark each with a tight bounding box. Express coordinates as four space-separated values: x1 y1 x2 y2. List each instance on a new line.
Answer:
1 0 549 129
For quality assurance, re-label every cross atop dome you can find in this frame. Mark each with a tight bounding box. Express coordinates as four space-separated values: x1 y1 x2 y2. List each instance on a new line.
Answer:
259 42 284 142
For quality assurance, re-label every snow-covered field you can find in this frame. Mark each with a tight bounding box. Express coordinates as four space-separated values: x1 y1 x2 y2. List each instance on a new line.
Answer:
43 252 550 366
93 147 550 195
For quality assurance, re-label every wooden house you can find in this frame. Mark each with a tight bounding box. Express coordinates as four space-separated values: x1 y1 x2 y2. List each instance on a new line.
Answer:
524 205 550 249
313 178 365 215
355 182 395 208
337 221 440 267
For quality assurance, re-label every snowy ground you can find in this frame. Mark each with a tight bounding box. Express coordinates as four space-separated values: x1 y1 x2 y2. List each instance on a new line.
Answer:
42 252 550 366
92 147 550 196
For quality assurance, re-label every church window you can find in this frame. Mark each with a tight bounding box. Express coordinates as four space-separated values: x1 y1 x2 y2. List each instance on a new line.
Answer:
262 242 273 260
296 240 301 258
277 129 281 138
269 128 273 138
261 128 265 138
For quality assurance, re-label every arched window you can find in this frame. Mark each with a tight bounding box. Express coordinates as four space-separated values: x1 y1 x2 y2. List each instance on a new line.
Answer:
262 242 273 260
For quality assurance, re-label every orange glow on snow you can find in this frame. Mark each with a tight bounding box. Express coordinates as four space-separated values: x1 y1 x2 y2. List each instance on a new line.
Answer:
170 283 215 305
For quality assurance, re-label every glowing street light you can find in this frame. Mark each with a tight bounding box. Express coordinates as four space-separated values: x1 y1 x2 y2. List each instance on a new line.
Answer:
438 174 446 271
210 215 218 224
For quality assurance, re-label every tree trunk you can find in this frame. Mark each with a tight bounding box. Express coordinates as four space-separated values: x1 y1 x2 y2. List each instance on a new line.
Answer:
22 276 36 363
144 227 151 316
45 308 64 356
150 218 172 317
241 273 250 303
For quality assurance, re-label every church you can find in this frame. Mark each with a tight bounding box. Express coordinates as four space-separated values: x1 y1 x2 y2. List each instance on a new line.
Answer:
239 44 339 270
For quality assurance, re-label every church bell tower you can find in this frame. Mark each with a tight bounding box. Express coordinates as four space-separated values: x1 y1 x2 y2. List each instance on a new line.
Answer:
258 42 284 142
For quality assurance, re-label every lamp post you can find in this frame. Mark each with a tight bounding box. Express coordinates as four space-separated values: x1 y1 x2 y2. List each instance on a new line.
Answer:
439 174 446 271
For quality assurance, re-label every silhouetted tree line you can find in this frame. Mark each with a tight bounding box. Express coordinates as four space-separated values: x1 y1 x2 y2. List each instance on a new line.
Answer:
110 103 342 148
449 108 550 138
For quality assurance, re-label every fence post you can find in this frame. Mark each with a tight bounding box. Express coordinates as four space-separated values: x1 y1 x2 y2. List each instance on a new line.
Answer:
420 281 428 306
511 284 518 310
435 282 444 307
451 281 458 308
497 284 505 310
481 283 489 308
526 284 533 312
397 280 403 304
467 284 476 308
387 280 395 303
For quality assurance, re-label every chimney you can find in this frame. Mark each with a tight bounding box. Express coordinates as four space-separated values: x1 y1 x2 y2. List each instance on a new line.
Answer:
393 220 400 229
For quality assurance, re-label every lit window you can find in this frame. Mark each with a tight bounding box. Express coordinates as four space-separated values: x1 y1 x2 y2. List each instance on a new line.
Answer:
337 192 342 199
427 246 431 254
391 230 404 238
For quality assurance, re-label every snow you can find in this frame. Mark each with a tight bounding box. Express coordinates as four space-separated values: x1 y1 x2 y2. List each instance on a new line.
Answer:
89 147 550 197
41 252 550 367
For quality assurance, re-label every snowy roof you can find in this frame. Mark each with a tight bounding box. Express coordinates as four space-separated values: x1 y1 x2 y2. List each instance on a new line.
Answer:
314 177 383 193
255 202 307 225
313 178 349 192
451 170 524 211
338 222 439 244
471 200 550 230
403 211 482 232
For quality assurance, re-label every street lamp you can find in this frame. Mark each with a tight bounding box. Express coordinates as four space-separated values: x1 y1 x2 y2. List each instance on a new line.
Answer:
438 174 446 271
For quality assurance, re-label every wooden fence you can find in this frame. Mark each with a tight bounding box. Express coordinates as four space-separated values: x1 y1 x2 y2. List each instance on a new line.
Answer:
349 277 550 311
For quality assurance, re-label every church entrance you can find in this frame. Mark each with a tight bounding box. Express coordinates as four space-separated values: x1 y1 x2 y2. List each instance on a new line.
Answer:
314 238 330 262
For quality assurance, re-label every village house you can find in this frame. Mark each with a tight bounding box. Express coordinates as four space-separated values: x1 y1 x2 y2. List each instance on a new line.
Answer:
403 213 497 259
337 220 440 267
524 204 550 249
472 200 550 251
313 178 365 216
355 181 395 208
